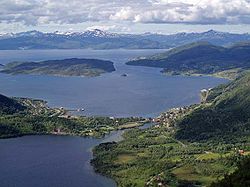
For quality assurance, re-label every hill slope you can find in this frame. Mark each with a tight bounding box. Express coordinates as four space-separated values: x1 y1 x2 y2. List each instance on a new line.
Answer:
126 42 250 79
1 58 115 77
175 72 250 142
0 94 26 114
211 156 250 187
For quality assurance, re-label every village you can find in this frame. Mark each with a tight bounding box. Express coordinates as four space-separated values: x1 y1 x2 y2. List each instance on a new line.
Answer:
153 106 195 128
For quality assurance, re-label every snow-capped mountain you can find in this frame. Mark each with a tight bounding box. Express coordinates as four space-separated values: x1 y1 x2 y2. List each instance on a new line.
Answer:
52 29 118 38
0 29 249 50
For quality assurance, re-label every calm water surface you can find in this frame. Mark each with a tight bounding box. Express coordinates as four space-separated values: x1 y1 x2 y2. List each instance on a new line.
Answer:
0 49 228 187
0 49 228 117
0 134 116 187
0 123 154 187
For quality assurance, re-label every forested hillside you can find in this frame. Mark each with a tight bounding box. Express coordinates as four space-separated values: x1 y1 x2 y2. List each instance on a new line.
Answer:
127 42 250 79
0 94 26 114
175 72 250 142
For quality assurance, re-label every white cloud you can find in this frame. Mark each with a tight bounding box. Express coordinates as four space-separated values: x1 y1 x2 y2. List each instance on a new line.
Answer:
109 7 135 21
1 0 250 26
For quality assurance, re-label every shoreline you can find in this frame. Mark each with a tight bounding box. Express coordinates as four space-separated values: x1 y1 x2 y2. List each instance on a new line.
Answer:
0 69 227 140
162 71 236 80
90 75 239 187
0 117 150 140
0 70 231 187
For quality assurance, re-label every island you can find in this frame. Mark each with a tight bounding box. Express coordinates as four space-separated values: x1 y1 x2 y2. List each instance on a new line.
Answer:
121 73 128 77
91 72 250 187
0 58 116 77
126 42 250 80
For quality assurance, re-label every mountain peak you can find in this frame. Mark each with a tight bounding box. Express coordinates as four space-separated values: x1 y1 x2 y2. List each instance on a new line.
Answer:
85 29 109 35
83 29 117 38
205 29 217 33
202 29 226 36
1 29 250 50
16 30 44 37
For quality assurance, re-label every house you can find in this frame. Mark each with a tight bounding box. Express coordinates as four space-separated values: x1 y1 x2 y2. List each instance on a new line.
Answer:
239 149 244 155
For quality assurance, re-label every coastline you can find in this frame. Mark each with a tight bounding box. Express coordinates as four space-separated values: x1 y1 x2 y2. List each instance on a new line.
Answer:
90 74 239 187
0 55 233 187
0 69 228 140
0 70 110 78
162 71 237 80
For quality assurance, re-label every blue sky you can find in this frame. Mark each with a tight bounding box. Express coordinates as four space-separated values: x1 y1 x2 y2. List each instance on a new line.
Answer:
1 0 250 34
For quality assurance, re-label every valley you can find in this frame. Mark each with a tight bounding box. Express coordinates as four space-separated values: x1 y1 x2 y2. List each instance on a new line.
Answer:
0 46 249 187
2 0 250 185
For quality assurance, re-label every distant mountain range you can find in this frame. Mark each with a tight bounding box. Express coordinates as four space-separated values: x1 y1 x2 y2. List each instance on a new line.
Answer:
0 29 250 50
126 41 250 79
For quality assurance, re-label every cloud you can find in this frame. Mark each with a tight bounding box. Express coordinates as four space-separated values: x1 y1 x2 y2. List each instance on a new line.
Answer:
109 7 135 21
115 0 250 24
1 0 250 26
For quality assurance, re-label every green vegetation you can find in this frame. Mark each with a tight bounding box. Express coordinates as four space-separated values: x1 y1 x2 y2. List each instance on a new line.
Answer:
1 58 115 77
92 72 250 187
92 127 246 187
117 122 145 130
211 156 250 187
126 42 250 79
0 94 145 138
175 72 250 142
0 94 26 114
0 114 143 139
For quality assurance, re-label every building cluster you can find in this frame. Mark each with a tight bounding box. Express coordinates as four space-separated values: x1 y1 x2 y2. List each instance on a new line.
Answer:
154 106 191 128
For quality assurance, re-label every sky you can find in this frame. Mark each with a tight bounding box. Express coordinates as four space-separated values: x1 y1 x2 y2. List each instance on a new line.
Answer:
1 0 250 34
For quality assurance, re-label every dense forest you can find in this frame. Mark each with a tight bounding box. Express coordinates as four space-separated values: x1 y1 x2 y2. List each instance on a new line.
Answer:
175 72 250 142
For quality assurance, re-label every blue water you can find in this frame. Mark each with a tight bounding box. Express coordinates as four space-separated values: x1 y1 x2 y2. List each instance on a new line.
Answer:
0 135 116 187
0 49 228 117
0 124 154 187
0 49 228 187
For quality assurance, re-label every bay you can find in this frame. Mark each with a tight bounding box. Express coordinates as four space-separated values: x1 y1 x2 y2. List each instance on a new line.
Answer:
0 49 228 117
